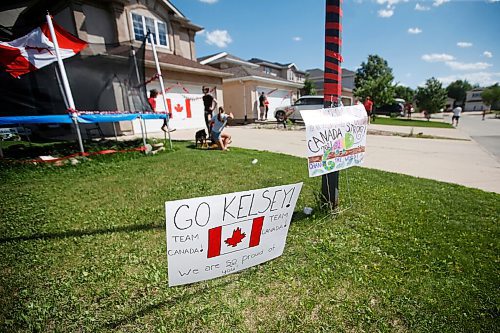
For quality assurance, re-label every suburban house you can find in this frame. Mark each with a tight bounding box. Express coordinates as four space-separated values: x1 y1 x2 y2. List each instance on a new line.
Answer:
0 0 230 135
248 58 306 84
305 68 354 106
464 87 495 112
199 53 303 122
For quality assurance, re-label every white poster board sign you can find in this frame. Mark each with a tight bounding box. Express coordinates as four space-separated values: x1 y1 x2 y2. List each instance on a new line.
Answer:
165 183 303 286
301 104 368 177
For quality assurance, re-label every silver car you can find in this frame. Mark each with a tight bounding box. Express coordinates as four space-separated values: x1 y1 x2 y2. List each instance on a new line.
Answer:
274 95 324 122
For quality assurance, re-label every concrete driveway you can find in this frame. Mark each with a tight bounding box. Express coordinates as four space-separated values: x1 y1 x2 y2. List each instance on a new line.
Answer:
157 118 500 194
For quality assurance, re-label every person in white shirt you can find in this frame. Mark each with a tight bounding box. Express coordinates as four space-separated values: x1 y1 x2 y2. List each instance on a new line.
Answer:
210 106 234 150
452 106 462 126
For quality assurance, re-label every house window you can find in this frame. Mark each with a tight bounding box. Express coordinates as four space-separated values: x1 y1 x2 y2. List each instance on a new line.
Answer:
263 67 272 75
131 13 169 47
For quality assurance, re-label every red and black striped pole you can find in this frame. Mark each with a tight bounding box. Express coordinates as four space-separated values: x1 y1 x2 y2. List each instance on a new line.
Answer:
322 0 343 207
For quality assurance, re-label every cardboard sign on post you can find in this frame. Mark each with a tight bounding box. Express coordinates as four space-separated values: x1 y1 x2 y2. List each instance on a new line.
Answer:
165 183 303 287
301 104 368 177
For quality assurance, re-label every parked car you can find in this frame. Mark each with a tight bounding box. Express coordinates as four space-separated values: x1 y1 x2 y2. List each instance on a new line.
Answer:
373 98 405 117
274 95 324 122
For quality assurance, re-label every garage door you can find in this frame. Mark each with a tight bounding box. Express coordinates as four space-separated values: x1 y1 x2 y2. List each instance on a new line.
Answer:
134 83 209 133
257 87 293 121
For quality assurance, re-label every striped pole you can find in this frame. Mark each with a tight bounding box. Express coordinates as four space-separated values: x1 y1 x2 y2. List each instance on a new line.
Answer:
322 0 343 208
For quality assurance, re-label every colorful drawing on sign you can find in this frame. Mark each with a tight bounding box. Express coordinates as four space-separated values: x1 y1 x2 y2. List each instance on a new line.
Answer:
301 104 368 177
165 183 303 286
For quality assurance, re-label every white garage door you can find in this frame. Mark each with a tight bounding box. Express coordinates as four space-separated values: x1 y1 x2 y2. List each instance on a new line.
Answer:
257 87 293 121
134 83 210 133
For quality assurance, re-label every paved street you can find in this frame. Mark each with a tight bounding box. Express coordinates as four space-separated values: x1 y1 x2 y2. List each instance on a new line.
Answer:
446 111 500 162
143 117 500 194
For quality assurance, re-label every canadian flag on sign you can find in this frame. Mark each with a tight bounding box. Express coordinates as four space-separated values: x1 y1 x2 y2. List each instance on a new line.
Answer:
207 216 264 258
0 20 87 78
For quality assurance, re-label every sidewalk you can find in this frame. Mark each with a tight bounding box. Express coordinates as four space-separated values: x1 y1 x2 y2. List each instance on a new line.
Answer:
368 123 470 140
136 123 500 194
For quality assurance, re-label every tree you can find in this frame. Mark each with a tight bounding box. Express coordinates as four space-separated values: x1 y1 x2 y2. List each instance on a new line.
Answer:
354 54 395 108
415 77 447 118
446 80 472 107
302 75 317 96
394 85 414 103
482 83 500 111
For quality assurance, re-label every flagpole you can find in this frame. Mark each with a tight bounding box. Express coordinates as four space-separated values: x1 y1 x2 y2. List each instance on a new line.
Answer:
46 13 84 154
148 32 173 150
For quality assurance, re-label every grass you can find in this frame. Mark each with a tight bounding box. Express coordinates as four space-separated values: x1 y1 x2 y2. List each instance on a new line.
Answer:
1 141 499 332
372 117 454 128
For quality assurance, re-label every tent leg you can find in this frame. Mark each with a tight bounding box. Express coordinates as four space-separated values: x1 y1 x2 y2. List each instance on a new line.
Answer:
112 122 118 141
72 116 85 154
166 116 173 150
164 126 167 145
142 118 148 141
139 117 147 152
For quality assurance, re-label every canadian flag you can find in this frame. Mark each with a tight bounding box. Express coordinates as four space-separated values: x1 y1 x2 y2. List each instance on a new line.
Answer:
0 21 87 78
207 216 264 258
166 98 192 119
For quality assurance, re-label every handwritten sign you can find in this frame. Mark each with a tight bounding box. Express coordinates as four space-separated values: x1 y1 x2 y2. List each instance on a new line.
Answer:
165 183 303 286
301 104 368 177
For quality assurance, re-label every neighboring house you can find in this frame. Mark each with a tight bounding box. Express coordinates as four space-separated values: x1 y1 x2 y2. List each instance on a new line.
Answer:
0 0 230 135
248 58 306 84
464 88 489 112
200 53 303 122
305 68 354 106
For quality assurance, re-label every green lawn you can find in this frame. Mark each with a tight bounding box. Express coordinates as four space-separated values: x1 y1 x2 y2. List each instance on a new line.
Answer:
372 117 454 128
1 142 499 332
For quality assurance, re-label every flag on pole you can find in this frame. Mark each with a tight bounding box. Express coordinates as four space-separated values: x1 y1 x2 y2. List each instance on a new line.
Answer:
0 21 87 78
207 216 264 258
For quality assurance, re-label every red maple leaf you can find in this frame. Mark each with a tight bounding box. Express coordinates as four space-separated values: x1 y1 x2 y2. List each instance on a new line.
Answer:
174 104 183 112
25 46 54 55
224 227 246 247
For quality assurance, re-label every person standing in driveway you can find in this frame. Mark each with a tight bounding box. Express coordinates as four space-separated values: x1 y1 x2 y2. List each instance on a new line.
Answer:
406 102 413 119
452 105 462 126
363 96 373 123
202 86 217 133
259 92 267 121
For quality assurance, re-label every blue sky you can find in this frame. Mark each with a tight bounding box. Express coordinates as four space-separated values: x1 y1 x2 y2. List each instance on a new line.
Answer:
173 0 500 89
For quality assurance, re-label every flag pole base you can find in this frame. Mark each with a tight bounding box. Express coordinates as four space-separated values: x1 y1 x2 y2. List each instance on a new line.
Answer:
321 171 339 209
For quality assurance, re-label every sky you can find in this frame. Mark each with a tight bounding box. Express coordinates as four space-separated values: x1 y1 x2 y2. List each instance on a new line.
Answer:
173 0 500 89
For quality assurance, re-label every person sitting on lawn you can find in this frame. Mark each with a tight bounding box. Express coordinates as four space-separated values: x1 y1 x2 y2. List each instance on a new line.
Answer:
210 106 233 151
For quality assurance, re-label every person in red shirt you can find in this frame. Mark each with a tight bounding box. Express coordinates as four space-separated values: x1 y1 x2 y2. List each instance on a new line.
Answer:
363 96 373 123
148 89 175 132
148 89 158 111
